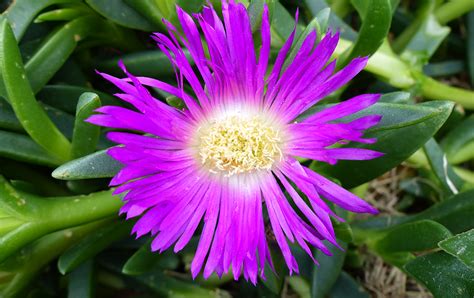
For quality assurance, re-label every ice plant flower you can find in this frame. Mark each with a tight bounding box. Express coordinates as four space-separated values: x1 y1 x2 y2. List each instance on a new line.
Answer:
87 1 383 283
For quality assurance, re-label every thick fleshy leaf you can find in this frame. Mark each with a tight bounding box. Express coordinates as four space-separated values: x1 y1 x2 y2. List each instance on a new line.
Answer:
0 0 78 40
423 138 463 196
58 221 132 274
97 50 191 78
468 11 474 86
311 242 347 298
311 101 454 188
122 240 179 275
303 0 357 40
38 85 119 114
354 189 474 234
374 220 452 253
85 0 157 31
439 229 474 270
0 20 71 161
0 130 62 166
405 252 474 298
24 16 105 94
52 149 123 180
329 271 370 298
441 115 474 164
400 14 450 68
67 260 94 298
71 93 101 159
340 0 391 67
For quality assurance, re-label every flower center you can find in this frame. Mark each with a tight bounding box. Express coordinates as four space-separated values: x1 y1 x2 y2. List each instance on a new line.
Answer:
198 115 283 176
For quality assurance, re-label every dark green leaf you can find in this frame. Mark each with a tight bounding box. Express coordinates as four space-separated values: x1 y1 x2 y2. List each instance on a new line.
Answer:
58 221 132 274
423 138 463 196
24 16 103 94
97 50 191 78
340 0 391 67
329 271 370 298
0 130 61 166
270 1 304 47
52 149 123 180
311 101 454 188
0 97 23 132
312 242 347 298
424 60 465 77
374 220 452 253
85 0 157 31
400 14 450 68
38 85 119 114
354 189 474 234
132 271 220 297
122 240 179 275
0 0 79 40
0 20 71 161
439 229 474 270
441 115 474 164
67 260 94 298
468 11 474 87
304 0 357 40
123 0 166 29
71 92 101 159
405 252 474 298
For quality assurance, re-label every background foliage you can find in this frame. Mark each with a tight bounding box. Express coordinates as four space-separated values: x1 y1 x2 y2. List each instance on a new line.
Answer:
0 0 473 297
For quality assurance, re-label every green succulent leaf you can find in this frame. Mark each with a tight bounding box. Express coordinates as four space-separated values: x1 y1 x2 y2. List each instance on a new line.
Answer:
0 20 71 162
311 101 454 189
122 240 179 275
58 220 131 274
0 0 80 40
405 252 474 298
340 0 392 67
85 0 157 31
441 115 474 164
67 260 94 298
354 189 474 234
423 138 463 196
439 229 474 270
71 92 101 159
311 242 347 298
374 220 452 253
328 271 370 298
0 130 61 166
52 149 122 180
97 50 191 78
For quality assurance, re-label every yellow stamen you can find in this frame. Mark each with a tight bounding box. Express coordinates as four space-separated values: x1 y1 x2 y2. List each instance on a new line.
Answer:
197 115 282 176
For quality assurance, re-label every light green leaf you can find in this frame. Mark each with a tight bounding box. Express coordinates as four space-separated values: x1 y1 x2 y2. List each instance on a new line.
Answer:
52 149 122 180
71 93 101 159
0 20 71 162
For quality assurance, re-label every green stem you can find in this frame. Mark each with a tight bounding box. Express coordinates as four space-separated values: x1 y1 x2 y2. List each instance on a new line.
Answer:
0 176 122 263
0 219 111 297
435 0 474 25
419 76 474 109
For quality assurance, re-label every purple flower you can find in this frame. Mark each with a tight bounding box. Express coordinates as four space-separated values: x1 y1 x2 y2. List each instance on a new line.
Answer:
87 1 383 283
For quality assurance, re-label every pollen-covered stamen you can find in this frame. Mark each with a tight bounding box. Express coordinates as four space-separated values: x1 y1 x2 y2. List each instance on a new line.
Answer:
198 115 283 176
